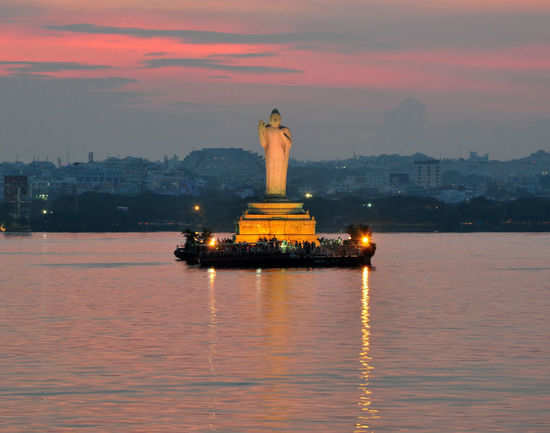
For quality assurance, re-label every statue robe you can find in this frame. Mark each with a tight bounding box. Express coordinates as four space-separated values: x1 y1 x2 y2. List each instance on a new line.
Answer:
260 125 292 197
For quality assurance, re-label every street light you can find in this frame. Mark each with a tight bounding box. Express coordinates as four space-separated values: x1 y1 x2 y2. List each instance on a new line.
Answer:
193 204 201 212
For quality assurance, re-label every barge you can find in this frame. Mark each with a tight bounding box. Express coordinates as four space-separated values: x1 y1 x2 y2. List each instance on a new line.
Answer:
174 230 376 268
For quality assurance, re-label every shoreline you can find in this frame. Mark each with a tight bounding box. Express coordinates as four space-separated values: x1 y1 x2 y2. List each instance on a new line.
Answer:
3 228 550 234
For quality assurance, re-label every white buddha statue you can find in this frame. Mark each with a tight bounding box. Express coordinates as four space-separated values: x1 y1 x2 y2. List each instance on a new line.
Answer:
258 108 292 198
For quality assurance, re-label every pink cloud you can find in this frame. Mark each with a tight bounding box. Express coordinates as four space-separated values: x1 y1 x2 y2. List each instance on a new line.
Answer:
2 4 549 113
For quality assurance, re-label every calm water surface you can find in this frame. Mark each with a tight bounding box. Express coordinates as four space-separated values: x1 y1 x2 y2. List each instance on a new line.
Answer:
1 233 549 432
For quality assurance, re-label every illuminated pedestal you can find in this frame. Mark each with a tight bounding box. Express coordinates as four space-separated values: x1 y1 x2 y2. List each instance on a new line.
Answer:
235 201 318 244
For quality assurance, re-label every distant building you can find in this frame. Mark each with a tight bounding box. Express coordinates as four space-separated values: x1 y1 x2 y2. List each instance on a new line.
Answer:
469 152 489 162
31 179 50 201
389 173 410 187
182 148 264 186
4 175 32 228
414 159 441 188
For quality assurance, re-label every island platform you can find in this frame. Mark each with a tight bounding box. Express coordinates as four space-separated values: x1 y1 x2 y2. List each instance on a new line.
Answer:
234 201 318 244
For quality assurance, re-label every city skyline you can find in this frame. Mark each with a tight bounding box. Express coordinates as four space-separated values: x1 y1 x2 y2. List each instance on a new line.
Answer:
2 147 544 165
1 0 550 162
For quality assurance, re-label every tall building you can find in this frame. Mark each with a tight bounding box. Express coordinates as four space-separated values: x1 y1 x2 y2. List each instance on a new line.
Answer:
4 175 32 229
414 159 441 188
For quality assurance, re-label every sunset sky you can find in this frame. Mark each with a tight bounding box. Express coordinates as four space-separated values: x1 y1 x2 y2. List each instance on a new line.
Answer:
1 0 550 161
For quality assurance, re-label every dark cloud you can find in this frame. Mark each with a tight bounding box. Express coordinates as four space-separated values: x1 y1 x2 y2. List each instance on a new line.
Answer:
0 61 112 73
144 52 168 57
45 23 347 46
0 1 43 22
209 52 277 59
79 77 137 89
45 12 550 53
293 10 550 51
386 12 550 50
143 57 301 74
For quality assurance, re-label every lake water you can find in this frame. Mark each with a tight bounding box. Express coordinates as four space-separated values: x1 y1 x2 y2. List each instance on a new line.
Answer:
1 232 549 432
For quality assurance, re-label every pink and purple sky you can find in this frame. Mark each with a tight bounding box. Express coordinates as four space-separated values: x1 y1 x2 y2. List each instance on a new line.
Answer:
1 0 549 161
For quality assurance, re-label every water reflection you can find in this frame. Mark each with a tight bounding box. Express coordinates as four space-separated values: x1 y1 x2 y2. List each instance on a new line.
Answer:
208 268 217 329
207 267 218 430
207 267 217 352
255 268 262 312
355 266 379 431
261 270 292 427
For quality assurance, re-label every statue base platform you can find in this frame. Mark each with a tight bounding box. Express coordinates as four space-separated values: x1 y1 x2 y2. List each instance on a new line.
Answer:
235 201 318 244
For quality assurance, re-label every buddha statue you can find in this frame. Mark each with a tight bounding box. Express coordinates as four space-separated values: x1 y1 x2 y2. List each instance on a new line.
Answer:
258 108 292 198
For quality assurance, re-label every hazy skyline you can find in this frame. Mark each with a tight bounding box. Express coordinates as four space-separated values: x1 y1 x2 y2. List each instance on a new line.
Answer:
1 0 550 162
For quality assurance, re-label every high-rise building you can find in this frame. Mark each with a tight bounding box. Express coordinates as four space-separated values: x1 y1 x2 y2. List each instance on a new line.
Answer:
4 175 32 229
414 159 441 188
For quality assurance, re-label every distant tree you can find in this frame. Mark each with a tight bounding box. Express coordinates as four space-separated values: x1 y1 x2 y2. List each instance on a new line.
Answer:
198 228 213 244
345 224 371 240
182 229 198 247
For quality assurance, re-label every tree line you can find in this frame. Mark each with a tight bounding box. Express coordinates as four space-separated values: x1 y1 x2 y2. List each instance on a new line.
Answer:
1 192 549 232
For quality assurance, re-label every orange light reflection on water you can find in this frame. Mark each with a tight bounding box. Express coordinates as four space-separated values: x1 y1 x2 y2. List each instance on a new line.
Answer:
207 267 218 430
355 266 379 431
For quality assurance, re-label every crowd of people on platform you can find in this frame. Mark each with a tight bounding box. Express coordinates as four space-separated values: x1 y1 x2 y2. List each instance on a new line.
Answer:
202 236 361 257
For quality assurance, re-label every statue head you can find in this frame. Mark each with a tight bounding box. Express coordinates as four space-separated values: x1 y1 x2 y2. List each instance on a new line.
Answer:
269 108 281 127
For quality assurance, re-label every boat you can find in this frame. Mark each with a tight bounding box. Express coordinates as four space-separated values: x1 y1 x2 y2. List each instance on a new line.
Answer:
174 230 376 268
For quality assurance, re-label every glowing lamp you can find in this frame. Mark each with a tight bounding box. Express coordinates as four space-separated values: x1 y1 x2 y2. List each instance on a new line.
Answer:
193 205 200 212
361 236 370 246
208 238 217 247
305 192 313 199
41 209 48 215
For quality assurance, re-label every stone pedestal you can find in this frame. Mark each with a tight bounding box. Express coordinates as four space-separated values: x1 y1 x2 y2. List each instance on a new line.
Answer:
235 201 318 244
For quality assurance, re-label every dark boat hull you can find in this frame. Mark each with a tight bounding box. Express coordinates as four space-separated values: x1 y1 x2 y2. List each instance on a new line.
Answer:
199 254 372 268
174 246 375 268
